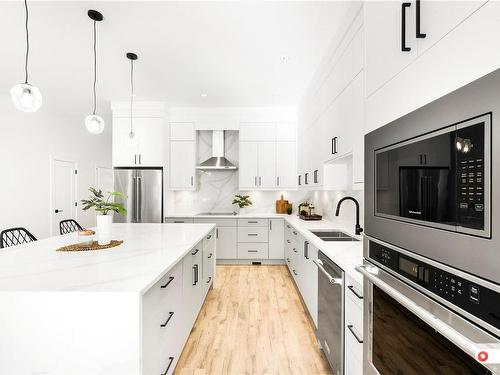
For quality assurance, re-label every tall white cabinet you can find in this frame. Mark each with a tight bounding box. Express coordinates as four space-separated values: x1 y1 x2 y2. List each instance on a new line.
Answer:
169 123 197 191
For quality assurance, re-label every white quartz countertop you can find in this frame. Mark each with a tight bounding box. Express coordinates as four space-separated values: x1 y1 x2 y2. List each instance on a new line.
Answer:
0 223 215 294
168 212 364 284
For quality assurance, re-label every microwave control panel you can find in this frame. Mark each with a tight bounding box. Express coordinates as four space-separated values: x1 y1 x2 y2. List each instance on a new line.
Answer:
369 240 500 332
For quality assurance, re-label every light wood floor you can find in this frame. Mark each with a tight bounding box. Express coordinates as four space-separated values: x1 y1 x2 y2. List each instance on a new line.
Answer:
174 265 332 375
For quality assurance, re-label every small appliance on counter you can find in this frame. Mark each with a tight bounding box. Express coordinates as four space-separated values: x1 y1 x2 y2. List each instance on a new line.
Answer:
298 203 322 221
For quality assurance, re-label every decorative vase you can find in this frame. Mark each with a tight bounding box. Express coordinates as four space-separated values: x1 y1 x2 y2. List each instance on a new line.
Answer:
96 214 112 245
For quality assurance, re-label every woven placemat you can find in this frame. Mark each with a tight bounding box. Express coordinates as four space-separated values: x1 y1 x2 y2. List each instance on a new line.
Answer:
56 240 123 252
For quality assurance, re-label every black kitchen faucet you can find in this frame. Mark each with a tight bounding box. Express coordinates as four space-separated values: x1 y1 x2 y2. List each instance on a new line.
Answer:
335 196 364 235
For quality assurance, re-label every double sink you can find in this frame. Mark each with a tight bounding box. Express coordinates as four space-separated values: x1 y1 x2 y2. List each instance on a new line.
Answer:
311 230 359 242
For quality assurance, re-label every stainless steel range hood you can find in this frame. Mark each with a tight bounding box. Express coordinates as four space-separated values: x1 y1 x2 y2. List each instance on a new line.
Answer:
196 130 237 170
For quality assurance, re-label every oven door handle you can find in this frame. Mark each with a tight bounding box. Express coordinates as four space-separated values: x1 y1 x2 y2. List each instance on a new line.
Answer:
313 259 342 285
356 264 500 365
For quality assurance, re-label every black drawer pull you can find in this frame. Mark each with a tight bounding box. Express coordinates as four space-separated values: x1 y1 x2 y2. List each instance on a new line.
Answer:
248 250 259 253
161 356 175 375
191 249 199 256
286 239 291 244
248 233 258 236
286 258 290 263
192 265 198 285
293 248 298 253
206 276 212 284
248 221 258 224
292 231 297 235
347 324 363 344
401 2 411 52
173 221 184 223
347 285 363 299
160 276 175 289
160 312 174 328
208 253 213 259
293 269 298 276
206 234 212 240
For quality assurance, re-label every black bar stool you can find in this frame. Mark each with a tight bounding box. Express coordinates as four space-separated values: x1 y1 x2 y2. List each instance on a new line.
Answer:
0 227 37 249
59 219 83 235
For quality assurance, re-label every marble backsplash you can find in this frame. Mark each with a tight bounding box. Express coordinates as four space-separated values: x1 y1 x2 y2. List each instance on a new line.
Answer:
170 130 364 227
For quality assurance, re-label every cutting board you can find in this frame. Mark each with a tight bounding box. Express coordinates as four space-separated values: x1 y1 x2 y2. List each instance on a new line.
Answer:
276 195 288 214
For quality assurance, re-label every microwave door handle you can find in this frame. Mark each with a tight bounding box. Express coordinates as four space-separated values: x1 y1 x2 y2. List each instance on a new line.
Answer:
356 265 500 365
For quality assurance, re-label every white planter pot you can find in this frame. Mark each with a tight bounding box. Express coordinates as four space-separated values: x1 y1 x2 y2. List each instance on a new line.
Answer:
96 214 112 245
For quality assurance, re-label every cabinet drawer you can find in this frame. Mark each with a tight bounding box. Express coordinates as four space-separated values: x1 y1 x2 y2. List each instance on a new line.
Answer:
165 217 194 223
345 324 363 375
238 218 269 227
238 227 268 242
345 289 363 343
237 243 269 259
194 218 237 227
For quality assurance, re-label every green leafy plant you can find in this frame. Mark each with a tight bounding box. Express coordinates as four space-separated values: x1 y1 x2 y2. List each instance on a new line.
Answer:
81 187 127 216
232 194 252 209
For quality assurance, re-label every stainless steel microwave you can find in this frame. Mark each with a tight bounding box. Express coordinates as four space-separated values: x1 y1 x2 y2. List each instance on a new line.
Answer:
365 68 500 284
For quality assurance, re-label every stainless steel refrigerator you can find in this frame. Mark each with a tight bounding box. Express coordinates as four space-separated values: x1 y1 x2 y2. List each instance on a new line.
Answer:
113 168 163 223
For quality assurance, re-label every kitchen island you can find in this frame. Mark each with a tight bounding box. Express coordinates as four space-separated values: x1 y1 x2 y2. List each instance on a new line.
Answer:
0 223 216 375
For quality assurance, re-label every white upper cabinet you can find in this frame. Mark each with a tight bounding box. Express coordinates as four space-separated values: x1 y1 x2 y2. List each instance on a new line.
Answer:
112 117 164 167
365 1 417 97
276 142 297 190
239 142 259 189
111 102 165 168
170 122 195 141
170 141 196 190
257 142 276 189
239 122 297 191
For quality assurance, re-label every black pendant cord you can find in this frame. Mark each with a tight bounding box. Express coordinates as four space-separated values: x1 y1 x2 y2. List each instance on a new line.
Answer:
92 20 97 115
24 0 29 84
130 58 134 134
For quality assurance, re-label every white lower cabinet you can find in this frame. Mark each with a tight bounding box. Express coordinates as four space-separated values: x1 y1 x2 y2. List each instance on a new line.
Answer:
215 226 238 259
202 232 216 295
269 219 284 259
345 273 364 375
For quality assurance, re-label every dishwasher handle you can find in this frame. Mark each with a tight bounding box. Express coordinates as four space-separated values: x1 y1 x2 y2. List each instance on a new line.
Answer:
313 259 342 285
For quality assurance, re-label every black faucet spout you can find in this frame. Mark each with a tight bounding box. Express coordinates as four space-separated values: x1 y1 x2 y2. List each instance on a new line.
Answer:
335 196 364 235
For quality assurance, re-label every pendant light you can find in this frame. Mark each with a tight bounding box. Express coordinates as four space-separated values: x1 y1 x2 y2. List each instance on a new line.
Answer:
10 0 42 112
127 52 138 147
85 10 105 134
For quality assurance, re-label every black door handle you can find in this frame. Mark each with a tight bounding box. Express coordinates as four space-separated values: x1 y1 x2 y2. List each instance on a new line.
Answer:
416 0 426 38
401 2 411 52
55 209 63 213
160 312 174 327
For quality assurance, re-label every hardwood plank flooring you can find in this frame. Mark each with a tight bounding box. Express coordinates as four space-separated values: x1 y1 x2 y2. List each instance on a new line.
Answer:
174 265 332 375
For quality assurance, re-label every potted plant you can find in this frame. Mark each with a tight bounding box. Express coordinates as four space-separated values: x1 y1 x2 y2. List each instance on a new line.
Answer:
232 194 252 214
81 187 127 245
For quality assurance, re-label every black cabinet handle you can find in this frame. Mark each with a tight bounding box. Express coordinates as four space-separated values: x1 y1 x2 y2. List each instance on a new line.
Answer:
331 137 338 155
305 173 309 184
55 209 63 213
160 312 174 327
292 231 297 235
160 276 174 289
216 228 219 238
304 241 309 260
286 258 290 263
347 285 363 299
206 276 212 284
161 357 175 375
314 170 318 184
298 175 302 186
191 249 199 256
286 239 291 244
347 324 363 343
208 253 213 259
248 220 258 224
192 265 199 285
293 269 298 276
293 247 298 253
206 234 212 240
247 250 258 253
401 2 411 52
416 0 426 38
248 233 258 236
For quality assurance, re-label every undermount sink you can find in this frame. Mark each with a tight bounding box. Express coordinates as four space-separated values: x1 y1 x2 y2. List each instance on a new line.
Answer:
311 230 360 242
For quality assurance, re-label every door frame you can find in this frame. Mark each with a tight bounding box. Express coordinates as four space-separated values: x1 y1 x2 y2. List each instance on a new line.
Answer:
49 157 78 236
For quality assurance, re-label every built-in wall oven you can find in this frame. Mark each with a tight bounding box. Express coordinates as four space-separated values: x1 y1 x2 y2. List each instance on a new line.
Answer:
365 68 500 284
358 237 500 375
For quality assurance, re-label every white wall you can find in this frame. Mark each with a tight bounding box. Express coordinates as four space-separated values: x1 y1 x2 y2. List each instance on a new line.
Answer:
0 93 111 240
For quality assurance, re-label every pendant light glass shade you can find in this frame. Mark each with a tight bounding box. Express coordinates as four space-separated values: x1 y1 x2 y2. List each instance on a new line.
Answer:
10 83 42 112
85 114 105 134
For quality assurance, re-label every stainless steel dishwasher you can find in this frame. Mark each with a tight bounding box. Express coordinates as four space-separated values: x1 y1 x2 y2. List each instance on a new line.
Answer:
314 250 344 375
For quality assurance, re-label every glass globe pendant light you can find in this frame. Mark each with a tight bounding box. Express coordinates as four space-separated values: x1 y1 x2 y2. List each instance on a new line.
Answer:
10 0 42 112
127 52 138 147
85 10 105 134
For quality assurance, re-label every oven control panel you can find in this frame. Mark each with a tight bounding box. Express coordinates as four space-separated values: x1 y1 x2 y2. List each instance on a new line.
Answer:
369 240 500 332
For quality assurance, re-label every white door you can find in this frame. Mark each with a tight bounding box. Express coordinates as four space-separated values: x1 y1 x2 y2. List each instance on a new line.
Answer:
51 160 77 236
136 117 164 166
276 142 296 190
112 117 138 167
216 227 237 259
239 141 259 189
365 0 417 97
170 141 196 190
257 142 276 189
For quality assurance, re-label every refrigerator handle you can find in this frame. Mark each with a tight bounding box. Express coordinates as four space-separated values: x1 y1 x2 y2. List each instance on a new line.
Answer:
131 176 137 223
137 177 142 222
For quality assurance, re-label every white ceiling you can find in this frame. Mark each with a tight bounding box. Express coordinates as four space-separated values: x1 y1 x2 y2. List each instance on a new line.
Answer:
0 1 352 118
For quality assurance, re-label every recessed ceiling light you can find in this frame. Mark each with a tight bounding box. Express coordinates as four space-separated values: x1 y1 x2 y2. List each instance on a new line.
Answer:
279 55 290 64
200 93 208 98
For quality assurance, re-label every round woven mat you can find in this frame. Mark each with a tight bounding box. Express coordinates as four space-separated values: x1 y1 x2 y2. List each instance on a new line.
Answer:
56 240 123 252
